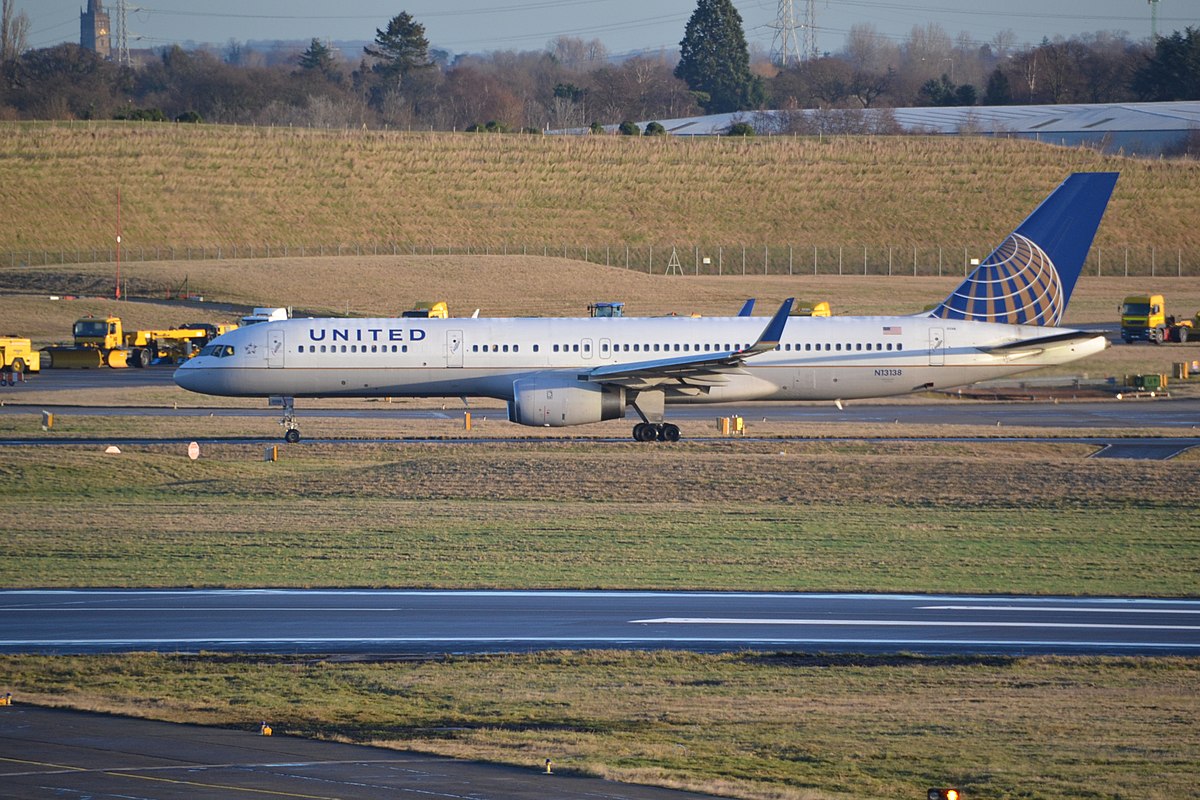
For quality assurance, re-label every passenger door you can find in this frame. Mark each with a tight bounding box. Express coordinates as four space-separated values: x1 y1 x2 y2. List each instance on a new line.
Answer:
928 327 945 366
446 330 463 368
267 329 285 368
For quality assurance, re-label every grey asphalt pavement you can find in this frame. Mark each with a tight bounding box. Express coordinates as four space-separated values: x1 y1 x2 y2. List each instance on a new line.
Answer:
0 704 720 800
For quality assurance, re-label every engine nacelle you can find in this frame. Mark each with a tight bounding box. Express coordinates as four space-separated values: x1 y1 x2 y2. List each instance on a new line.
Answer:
508 375 626 427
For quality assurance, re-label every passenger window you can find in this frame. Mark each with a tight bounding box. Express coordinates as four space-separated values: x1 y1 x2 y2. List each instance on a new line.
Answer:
402 345 408 353
553 344 559 352
897 343 903 351
573 344 579 352
503 345 509 353
856 343 862 351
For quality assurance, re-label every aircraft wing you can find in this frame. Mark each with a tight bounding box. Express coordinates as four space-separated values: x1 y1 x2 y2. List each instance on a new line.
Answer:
580 298 793 388
976 330 1108 359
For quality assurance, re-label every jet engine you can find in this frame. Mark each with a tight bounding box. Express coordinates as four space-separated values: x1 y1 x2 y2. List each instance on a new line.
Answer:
508 375 626 427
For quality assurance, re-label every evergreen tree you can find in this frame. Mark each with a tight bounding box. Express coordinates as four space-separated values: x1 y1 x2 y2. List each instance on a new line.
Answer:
298 38 339 82
364 12 431 87
1132 27 1200 101
675 0 763 113
983 68 1012 105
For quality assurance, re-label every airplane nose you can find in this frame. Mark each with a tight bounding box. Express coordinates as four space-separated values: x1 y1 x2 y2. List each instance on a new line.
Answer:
173 362 205 393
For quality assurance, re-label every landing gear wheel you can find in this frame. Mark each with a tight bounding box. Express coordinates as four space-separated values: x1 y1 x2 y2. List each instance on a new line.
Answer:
634 423 659 442
284 428 301 444
660 423 680 442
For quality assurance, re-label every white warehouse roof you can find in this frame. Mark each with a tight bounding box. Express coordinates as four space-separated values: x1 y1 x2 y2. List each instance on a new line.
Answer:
575 101 1200 155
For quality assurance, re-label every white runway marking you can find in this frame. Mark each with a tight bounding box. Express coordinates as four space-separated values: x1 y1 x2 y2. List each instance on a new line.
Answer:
918 605 1200 614
630 617 1200 631
5 638 1200 652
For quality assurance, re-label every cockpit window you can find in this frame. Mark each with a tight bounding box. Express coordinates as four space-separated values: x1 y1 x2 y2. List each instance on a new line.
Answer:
198 344 236 358
198 345 219 357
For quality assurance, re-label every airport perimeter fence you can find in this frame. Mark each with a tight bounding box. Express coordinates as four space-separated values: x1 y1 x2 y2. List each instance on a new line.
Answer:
4 242 1199 279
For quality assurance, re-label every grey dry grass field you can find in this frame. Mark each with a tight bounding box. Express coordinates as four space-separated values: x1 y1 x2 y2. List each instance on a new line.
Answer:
2 123 1199 257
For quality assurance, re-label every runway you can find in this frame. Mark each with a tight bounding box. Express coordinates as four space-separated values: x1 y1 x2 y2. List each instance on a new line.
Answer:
0 705 721 800
4 590 1198 657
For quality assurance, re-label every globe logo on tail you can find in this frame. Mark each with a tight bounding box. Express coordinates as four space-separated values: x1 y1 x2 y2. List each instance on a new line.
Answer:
929 233 1064 326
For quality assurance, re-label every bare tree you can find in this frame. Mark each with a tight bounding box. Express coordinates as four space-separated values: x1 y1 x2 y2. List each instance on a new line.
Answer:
549 36 608 71
991 29 1017 60
2 0 30 61
844 23 897 74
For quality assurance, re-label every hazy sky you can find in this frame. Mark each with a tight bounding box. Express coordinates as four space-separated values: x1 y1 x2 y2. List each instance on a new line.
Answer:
25 1 1196 59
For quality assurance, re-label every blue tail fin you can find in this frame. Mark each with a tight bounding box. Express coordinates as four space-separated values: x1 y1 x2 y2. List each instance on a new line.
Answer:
929 172 1118 326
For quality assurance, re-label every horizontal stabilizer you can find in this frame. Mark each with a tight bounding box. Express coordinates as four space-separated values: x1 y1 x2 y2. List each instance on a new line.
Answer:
976 330 1108 358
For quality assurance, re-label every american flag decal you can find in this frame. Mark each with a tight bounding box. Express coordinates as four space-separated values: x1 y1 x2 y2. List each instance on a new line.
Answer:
882 325 902 335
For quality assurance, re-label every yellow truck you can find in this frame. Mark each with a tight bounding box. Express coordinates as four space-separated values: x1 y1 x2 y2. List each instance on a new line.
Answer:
402 301 449 319
1120 294 1199 344
793 300 831 317
42 316 236 368
1 336 41 377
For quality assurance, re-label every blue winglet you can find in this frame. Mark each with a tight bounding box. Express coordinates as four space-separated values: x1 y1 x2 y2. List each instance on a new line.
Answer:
745 298 793 354
738 299 756 316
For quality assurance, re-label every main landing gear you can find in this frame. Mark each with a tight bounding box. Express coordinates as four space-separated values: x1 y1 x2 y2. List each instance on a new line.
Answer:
632 422 681 442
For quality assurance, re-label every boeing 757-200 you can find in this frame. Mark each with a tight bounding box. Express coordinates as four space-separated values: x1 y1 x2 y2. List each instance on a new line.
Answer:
175 172 1118 443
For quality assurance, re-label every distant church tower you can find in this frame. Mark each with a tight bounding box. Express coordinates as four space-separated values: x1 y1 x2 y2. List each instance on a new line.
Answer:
81 0 111 59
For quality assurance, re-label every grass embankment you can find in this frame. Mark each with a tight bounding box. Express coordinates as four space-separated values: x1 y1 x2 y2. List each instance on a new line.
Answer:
2 123 1198 258
2 442 1196 594
3 651 1196 800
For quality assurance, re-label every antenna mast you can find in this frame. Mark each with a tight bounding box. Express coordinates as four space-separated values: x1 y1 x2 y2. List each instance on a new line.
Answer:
802 0 818 61
769 0 805 67
1147 0 1161 40
116 0 129 66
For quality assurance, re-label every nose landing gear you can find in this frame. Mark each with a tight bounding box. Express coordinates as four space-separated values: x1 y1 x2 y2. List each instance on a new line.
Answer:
274 396 301 443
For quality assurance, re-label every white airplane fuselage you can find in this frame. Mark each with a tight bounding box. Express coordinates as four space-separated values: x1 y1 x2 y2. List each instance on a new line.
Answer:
175 313 1107 404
